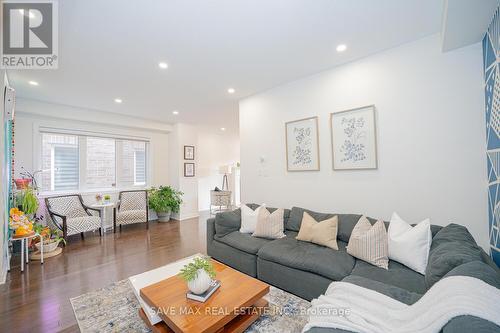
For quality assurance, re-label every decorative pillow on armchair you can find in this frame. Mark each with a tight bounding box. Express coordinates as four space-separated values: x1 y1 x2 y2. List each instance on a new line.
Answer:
347 216 389 269
296 212 339 250
252 207 285 239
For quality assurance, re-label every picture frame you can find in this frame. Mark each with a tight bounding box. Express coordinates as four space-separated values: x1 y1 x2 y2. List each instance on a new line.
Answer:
285 116 320 171
184 162 195 177
184 145 195 160
330 105 378 170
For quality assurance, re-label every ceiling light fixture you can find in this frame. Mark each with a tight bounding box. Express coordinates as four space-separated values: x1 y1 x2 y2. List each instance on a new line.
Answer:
158 62 168 69
28 81 39 86
336 44 347 52
220 127 226 131
172 110 179 115
227 88 235 94
114 98 123 103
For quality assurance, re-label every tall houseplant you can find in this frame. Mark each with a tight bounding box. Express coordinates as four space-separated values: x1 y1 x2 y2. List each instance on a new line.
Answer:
148 186 183 222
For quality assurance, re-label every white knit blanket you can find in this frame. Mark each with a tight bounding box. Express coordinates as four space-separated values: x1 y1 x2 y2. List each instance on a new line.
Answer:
302 276 500 333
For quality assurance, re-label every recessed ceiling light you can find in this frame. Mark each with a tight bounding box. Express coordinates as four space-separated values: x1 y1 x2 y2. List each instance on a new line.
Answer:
220 127 226 131
158 62 168 69
28 81 39 86
227 88 235 94
114 98 122 103
172 110 179 115
336 44 347 52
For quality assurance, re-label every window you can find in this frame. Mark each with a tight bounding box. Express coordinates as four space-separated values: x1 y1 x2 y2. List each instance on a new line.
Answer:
40 132 148 192
86 137 116 189
41 133 79 191
116 140 147 187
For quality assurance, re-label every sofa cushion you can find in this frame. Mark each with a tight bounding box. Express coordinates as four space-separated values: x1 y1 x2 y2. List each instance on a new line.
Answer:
257 231 355 281
214 209 242 237
288 207 362 243
341 275 421 305
215 231 272 255
350 259 427 294
425 224 484 288
443 261 500 289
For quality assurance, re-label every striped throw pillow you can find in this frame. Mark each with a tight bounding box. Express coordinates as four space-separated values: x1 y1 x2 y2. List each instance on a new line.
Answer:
347 216 389 269
252 207 286 239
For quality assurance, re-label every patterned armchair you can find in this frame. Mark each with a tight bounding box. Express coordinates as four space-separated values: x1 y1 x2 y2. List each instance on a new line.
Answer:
113 190 148 232
45 194 102 240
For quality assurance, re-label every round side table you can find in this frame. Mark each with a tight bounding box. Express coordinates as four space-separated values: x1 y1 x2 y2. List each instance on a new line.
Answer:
91 202 115 235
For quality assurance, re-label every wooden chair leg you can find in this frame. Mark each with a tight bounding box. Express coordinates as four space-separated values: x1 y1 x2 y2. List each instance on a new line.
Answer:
99 228 102 236
80 232 84 240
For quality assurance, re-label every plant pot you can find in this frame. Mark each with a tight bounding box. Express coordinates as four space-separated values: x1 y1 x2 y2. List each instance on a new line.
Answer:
35 239 60 253
14 178 32 189
187 269 212 295
157 211 171 222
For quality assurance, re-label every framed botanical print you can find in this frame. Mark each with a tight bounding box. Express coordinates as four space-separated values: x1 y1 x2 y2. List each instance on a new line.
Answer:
184 162 195 177
184 145 195 160
285 116 320 171
330 105 378 170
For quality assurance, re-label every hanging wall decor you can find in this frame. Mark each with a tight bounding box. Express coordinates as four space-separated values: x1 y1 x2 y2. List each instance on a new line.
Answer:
285 117 320 171
330 105 377 170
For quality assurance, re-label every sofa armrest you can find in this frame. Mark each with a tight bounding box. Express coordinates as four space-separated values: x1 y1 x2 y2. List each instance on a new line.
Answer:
207 217 216 246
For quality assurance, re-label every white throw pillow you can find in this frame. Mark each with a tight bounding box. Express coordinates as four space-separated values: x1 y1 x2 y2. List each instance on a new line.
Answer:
239 204 263 233
388 212 432 274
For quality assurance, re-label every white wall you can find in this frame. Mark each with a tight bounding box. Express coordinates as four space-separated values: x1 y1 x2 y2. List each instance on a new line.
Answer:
168 123 240 218
197 126 240 211
239 34 489 249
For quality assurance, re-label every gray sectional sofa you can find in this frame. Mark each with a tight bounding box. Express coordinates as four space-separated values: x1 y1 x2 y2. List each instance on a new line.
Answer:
206 204 500 333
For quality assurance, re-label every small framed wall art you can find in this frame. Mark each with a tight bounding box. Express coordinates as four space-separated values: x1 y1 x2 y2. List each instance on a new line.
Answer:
330 105 378 170
184 145 195 160
285 116 320 171
184 162 195 177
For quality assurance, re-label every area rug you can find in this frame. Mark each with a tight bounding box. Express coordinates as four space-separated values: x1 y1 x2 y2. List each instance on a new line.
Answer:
70 279 311 333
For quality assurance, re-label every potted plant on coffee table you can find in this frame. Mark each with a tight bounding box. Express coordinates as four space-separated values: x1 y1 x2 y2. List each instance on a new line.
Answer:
148 186 183 222
179 256 216 294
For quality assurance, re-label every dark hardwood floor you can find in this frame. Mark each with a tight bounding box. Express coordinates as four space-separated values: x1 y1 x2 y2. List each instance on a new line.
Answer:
0 215 209 332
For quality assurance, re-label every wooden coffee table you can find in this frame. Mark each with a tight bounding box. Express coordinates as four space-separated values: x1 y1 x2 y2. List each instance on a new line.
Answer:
139 259 270 333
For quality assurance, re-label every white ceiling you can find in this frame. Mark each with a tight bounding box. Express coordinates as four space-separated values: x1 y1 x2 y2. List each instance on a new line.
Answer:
441 0 499 52
8 0 444 133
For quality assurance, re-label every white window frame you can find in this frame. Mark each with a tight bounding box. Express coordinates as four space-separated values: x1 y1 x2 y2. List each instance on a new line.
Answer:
36 126 151 195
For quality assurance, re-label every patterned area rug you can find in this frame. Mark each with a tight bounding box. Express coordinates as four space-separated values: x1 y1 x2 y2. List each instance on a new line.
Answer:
70 279 311 333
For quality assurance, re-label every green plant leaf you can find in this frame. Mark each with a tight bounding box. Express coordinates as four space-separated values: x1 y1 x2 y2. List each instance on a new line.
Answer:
178 257 216 282
148 186 183 213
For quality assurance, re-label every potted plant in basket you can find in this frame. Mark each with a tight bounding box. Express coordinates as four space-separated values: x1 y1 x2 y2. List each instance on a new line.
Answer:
148 186 183 222
179 257 216 294
33 223 66 253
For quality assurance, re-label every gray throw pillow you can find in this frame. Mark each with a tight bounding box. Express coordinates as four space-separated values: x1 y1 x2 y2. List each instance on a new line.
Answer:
214 209 241 237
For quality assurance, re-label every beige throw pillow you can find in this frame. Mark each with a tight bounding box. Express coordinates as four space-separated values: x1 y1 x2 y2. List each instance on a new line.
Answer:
296 212 339 250
347 216 389 269
252 207 286 239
